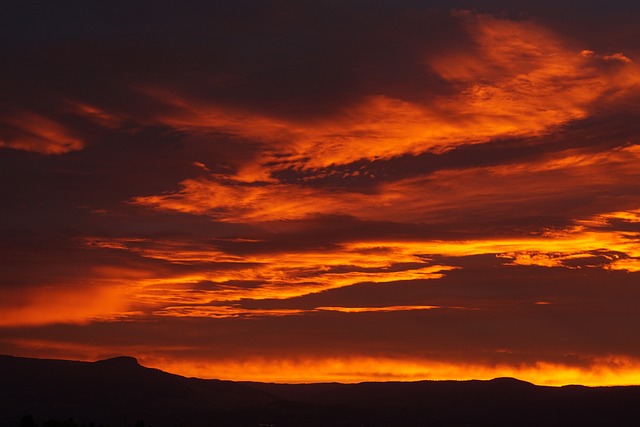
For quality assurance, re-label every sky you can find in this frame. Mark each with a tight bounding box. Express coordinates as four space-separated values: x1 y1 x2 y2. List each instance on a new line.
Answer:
2 0 640 386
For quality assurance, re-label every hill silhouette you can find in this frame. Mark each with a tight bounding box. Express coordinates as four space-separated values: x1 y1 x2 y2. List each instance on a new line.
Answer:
2 354 640 426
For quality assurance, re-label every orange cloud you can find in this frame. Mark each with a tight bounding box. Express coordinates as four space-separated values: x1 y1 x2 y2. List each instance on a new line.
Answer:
66 101 125 129
152 304 453 319
316 305 444 313
76 208 640 323
345 225 640 272
581 49 633 63
433 12 638 119
0 111 84 154
137 12 639 183
0 284 133 326
597 209 640 224
132 143 640 225
132 179 349 221
84 236 455 310
365 144 640 223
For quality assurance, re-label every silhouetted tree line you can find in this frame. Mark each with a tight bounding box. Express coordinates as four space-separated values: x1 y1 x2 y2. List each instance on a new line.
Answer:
19 416 148 427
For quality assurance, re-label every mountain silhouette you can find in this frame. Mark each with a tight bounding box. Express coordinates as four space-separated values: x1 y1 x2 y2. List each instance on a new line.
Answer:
93 356 140 367
2 354 640 426
0 354 273 427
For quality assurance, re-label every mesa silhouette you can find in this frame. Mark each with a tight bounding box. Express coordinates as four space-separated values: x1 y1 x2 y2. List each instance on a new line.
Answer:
2 354 640 426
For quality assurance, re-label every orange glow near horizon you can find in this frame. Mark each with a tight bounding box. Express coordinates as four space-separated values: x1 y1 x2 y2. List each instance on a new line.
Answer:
142 355 640 387
7 338 640 386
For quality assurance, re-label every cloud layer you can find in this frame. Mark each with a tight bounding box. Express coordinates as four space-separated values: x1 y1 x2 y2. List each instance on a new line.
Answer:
2 1 640 385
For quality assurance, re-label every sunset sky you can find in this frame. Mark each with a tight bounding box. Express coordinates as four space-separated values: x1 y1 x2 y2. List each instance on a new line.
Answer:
2 1 640 386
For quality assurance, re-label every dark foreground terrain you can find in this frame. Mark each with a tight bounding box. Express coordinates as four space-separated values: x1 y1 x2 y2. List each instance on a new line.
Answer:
2 354 640 426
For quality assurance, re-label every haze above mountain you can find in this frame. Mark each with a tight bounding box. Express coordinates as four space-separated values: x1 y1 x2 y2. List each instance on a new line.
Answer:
2 354 640 426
